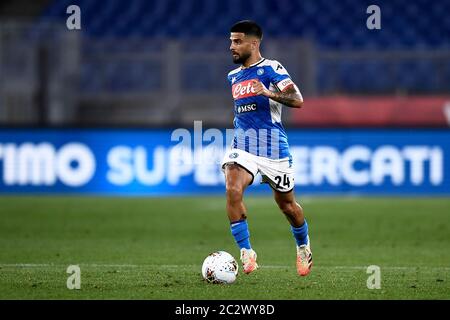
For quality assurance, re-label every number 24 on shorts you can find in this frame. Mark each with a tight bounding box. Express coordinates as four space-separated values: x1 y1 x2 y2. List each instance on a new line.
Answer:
274 174 291 189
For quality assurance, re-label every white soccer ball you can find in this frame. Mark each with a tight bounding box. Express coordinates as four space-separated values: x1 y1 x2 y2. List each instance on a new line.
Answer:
201 251 238 284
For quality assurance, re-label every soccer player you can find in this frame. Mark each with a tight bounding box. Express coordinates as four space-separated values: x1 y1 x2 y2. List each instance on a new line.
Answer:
221 20 312 276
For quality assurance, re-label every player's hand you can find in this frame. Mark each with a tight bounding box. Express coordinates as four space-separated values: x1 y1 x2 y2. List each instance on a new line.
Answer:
251 80 273 98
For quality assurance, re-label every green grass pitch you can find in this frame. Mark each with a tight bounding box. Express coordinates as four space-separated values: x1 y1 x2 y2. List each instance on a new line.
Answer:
0 196 449 299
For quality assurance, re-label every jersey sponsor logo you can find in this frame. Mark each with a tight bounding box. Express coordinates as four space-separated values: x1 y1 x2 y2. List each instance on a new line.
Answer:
276 78 294 91
232 79 258 100
236 103 257 114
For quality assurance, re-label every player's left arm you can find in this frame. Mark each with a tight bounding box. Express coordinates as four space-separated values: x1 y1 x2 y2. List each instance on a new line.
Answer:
251 79 304 108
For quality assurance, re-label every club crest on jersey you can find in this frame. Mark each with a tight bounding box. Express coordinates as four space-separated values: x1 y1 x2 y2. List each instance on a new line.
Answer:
236 103 257 114
257 68 264 75
232 79 258 100
229 152 239 159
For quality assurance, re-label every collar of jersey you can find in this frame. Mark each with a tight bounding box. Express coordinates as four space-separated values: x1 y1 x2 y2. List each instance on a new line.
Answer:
241 58 265 70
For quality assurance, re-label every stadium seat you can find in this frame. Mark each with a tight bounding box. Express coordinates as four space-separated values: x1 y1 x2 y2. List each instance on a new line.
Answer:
38 0 450 94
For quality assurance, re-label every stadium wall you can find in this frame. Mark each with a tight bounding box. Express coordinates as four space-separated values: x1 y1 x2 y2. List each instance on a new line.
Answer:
291 96 450 127
0 128 449 196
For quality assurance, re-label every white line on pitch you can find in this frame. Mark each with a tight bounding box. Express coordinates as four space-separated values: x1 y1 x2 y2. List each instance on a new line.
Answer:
1 264 449 271
0 263 139 268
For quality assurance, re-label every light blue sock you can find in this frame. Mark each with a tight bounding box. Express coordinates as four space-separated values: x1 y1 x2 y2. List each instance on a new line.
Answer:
291 220 309 246
230 219 251 250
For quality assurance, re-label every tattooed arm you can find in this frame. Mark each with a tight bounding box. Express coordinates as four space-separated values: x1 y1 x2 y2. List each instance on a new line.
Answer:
251 79 304 108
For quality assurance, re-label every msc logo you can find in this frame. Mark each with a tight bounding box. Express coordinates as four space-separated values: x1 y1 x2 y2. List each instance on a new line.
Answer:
236 103 257 114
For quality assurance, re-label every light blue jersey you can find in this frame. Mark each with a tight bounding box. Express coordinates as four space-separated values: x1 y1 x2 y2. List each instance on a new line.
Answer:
228 58 297 160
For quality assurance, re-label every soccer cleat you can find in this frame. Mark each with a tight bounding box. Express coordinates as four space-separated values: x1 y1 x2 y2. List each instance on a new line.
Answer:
296 236 312 276
240 248 259 274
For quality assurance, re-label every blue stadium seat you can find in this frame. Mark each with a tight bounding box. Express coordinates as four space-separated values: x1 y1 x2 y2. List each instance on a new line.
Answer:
41 0 450 48
39 0 450 94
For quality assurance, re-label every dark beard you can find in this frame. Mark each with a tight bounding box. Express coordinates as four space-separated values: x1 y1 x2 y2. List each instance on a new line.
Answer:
233 52 251 64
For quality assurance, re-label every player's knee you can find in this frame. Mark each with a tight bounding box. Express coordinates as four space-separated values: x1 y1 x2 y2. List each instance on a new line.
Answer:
295 202 304 215
278 200 297 217
226 185 244 204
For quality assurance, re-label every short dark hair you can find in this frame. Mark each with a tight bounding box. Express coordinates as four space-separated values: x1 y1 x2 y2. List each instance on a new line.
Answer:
230 20 263 40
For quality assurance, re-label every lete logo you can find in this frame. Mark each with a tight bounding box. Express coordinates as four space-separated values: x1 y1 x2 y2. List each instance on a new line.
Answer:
232 79 258 100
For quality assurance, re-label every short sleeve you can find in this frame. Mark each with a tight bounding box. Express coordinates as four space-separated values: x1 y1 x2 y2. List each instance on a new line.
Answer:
269 61 295 92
